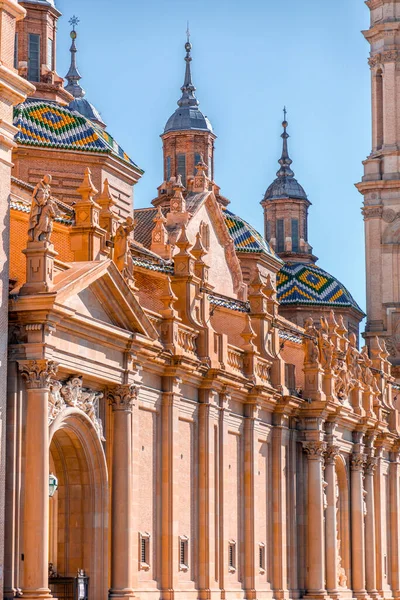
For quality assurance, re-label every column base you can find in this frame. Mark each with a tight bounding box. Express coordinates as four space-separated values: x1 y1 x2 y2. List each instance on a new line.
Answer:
22 588 54 599
109 588 135 599
304 591 329 600
353 593 370 600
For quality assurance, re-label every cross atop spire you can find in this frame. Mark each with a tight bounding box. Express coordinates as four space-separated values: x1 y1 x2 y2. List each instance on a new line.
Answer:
65 15 85 99
177 31 199 108
276 107 294 179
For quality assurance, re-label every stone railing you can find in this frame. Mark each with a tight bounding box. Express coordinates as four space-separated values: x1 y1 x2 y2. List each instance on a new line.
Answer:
227 345 244 374
177 324 198 356
256 357 271 384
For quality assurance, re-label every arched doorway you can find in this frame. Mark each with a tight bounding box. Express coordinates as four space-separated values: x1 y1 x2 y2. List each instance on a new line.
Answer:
49 408 108 599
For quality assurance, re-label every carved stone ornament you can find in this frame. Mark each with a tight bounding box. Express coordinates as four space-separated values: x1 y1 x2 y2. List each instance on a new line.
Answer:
350 453 366 471
303 441 327 459
19 359 58 389
109 384 139 412
382 208 398 223
48 376 105 441
365 456 377 475
325 445 341 464
382 50 398 63
368 53 381 68
303 317 320 365
362 206 383 220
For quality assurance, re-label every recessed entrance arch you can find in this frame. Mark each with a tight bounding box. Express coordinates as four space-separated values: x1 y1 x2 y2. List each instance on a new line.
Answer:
49 408 108 599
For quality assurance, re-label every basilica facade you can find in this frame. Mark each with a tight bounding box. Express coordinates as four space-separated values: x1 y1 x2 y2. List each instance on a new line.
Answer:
0 1 399 600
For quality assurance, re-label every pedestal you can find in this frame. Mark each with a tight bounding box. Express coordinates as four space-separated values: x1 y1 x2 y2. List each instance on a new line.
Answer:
20 241 58 295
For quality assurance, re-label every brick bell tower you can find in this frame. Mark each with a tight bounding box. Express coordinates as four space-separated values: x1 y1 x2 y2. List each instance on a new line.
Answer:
16 0 73 103
356 0 400 370
154 32 216 205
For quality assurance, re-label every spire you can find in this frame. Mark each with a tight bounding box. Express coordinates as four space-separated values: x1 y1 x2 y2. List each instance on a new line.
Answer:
65 16 85 99
177 26 199 109
276 107 295 179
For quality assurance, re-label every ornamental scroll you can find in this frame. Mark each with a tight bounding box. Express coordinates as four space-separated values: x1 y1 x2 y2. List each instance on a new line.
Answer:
48 375 105 441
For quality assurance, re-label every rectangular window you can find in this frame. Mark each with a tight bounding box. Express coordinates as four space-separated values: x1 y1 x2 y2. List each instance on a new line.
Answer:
291 218 299 253
166 156 171 181
139 532 150 571
177 153 186 188
276 219 284 253
228 540 236 572
194 152 201 174
259 543 266 573
208 155 212 180
179 536 189 572
285 364 296 395
47 37 53 70
14 33 18 70
266 220 271 242
28 33 40 82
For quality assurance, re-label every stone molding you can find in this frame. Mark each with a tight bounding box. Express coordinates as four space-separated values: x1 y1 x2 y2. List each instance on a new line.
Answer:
48 376 105 440
18 359 58 389
303 441 327 459
108 384 139 412
365 456 378 475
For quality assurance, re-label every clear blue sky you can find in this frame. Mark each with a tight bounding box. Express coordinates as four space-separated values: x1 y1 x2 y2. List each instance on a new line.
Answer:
55 0 371 313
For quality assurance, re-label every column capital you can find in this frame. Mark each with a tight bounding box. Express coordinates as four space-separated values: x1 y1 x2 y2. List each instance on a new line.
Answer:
325 444 341 464
109 384 139 412
351 452 366 471
18 359 58 389
365 456 378 475
303 441 327 460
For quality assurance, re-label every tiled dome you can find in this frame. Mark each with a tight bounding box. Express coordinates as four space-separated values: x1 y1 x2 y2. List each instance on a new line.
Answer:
277 262 364 312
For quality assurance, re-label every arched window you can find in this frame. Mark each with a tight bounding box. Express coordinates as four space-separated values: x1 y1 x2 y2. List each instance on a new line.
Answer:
177 153 186 187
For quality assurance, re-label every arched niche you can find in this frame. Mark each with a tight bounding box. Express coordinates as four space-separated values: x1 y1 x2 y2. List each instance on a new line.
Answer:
49 408 108 599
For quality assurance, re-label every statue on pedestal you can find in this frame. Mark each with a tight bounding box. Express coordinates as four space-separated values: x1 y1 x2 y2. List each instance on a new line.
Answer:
28 175 59 243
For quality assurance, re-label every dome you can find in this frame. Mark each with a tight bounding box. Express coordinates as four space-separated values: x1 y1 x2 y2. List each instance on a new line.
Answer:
69 97 106 129
164 106 213 134
277 262 364 313
264 176 307 201
223 208 281 260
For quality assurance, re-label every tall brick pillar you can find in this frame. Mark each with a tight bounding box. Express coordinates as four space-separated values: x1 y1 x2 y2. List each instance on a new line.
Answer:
0 0 34 593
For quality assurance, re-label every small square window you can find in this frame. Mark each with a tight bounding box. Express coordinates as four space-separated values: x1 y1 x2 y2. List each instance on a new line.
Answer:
228 540 236 573
259 543 266 573
179 535 189 572
139 532 150 571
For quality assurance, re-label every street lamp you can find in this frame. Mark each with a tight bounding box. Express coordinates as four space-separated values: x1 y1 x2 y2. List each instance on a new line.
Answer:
49 473 58 497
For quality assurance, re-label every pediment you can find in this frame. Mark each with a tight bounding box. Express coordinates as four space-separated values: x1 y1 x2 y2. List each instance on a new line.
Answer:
52 260 157 338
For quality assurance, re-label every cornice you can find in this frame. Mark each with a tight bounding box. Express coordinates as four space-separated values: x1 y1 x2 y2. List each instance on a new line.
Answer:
0 62 35 105
0 0 26 20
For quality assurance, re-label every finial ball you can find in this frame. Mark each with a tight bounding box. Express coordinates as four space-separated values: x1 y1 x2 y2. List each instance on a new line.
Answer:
70 30 77 40
185 41 192 53
282 120 288 128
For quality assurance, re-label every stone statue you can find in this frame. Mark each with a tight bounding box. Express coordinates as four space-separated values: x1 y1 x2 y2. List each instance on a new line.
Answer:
319 316 334 370
28 175 59 243
113 217 135 273
303 317 320 364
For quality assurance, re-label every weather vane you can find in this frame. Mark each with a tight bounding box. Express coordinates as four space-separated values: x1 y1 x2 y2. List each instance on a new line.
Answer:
283 106 287 121
69 15 80 31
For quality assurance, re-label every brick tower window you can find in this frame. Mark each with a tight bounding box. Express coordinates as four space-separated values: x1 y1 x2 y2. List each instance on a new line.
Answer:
166 156 171 181
47 38 53 70
276 219 284 253
194 152 201 174
291 218 299 252
28 33 40 81
14 33 18 69
177 153 186 187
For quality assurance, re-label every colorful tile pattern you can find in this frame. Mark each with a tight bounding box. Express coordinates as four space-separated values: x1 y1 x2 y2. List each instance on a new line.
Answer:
13 99 140 169
277 262 363 312
222 208 280 260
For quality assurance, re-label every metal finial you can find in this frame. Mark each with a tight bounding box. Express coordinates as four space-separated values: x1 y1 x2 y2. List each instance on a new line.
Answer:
178 30 199 108
186 21 190 43
65 15 85 99
283 106 287 123
276 112 294 178
69 15 80 31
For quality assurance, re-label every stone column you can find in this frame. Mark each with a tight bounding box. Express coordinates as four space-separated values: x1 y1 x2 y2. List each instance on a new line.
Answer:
389 450 400 600
324 445 340 599
243 400 257 600
198 388 220 600
108 385 136 599
364 456 378 599
271 413 289 600
19 359 58 600
160 376 181 600
303 441 327 600
350 452 367 600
